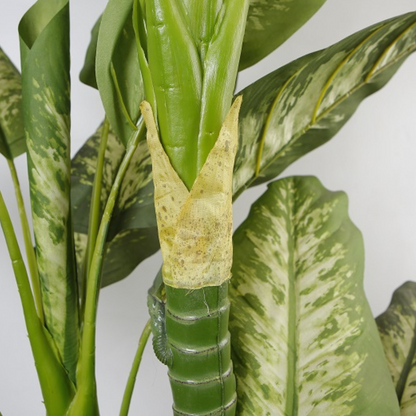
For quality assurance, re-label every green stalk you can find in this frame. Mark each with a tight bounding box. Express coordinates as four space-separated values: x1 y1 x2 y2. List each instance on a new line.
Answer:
165 283 236 415
119 319 152 416
0 190 75 414
67 124 144 416
7 158 44 324
81 118 110 319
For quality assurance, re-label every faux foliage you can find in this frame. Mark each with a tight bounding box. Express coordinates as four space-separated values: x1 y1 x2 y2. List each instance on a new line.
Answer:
0 1 415 415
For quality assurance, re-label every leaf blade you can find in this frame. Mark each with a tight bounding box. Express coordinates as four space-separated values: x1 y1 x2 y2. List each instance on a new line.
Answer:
240 0 327 70
230 176 399 415
0 47 25 159
377 282 416 414
79 16 101 89
96 0 143 146
71 125 159 288
19 0 79 382
233 12 416 197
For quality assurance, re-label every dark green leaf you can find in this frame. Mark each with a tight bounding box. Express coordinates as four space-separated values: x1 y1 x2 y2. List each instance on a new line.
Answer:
0 47 25 159
96 0 143 146
377 281 416 413
79 16 101 89
239 0 327 70
71 125 158 288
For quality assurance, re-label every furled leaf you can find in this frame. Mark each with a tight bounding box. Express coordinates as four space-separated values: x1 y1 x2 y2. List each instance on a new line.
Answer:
229 176 399 415
239 0 326 70
79 16 101 89
234 11 416 197
72 12 416 287
19 0 79 382
71 125 158 288
96 0 143 146
0 47 25 159
377 282 416 414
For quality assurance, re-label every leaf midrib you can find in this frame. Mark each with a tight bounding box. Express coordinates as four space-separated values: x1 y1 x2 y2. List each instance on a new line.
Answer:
285 180 298 415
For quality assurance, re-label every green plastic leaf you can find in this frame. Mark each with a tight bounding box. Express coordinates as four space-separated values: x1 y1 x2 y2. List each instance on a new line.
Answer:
229 176 399 415
234 12 416 197
19 0 79 382
71 125 159 288
239 0 326 70
0 47 25 159
79 16 101 89
377 282 416 414
96 0 143 146
73 12 416 288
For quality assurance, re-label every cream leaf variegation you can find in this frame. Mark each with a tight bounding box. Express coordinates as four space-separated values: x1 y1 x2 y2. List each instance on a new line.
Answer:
377 282 416 415
230 176 400 415
142 97 241 289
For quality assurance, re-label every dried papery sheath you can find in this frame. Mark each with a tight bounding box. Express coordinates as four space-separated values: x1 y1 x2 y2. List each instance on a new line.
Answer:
141 96 241 289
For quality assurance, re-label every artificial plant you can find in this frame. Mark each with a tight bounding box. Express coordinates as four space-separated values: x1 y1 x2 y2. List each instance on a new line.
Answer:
0 0 416 415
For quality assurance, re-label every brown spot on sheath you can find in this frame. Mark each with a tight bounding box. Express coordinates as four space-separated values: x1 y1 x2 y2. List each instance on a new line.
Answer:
162 206 167 212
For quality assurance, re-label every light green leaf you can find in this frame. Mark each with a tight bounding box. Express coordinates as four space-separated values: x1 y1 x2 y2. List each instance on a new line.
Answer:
239 0 326 70
96 0 143 146
377 282 416 415
229 176 399 415
19 0 79 382
71 125 159 288
0 47 25 159
234 12 416 197
79 16 101 89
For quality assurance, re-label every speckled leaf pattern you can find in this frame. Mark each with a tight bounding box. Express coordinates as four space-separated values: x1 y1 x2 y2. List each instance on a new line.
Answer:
19 0 79 382
240 0 326 70
234 12 416 197
0 47 25 159
71 124 158 287
229 176 399 415
96 0 143 146
377 282 416 415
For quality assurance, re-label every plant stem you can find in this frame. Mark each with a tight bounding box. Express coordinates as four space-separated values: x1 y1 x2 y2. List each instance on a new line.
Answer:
0 190 75 414
7 158 44 324
67 124 144 415
119 319 151 416
81 118 110 320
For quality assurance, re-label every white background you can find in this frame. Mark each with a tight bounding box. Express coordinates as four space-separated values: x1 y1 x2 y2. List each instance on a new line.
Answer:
0 1 416 414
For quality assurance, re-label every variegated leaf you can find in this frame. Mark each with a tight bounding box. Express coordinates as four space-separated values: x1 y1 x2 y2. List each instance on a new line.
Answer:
0 47 25 159
229 176 399 415
377 282 416 415
19 0 79 382
71 125 159 288
234 11 416 197
240 0 326 70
